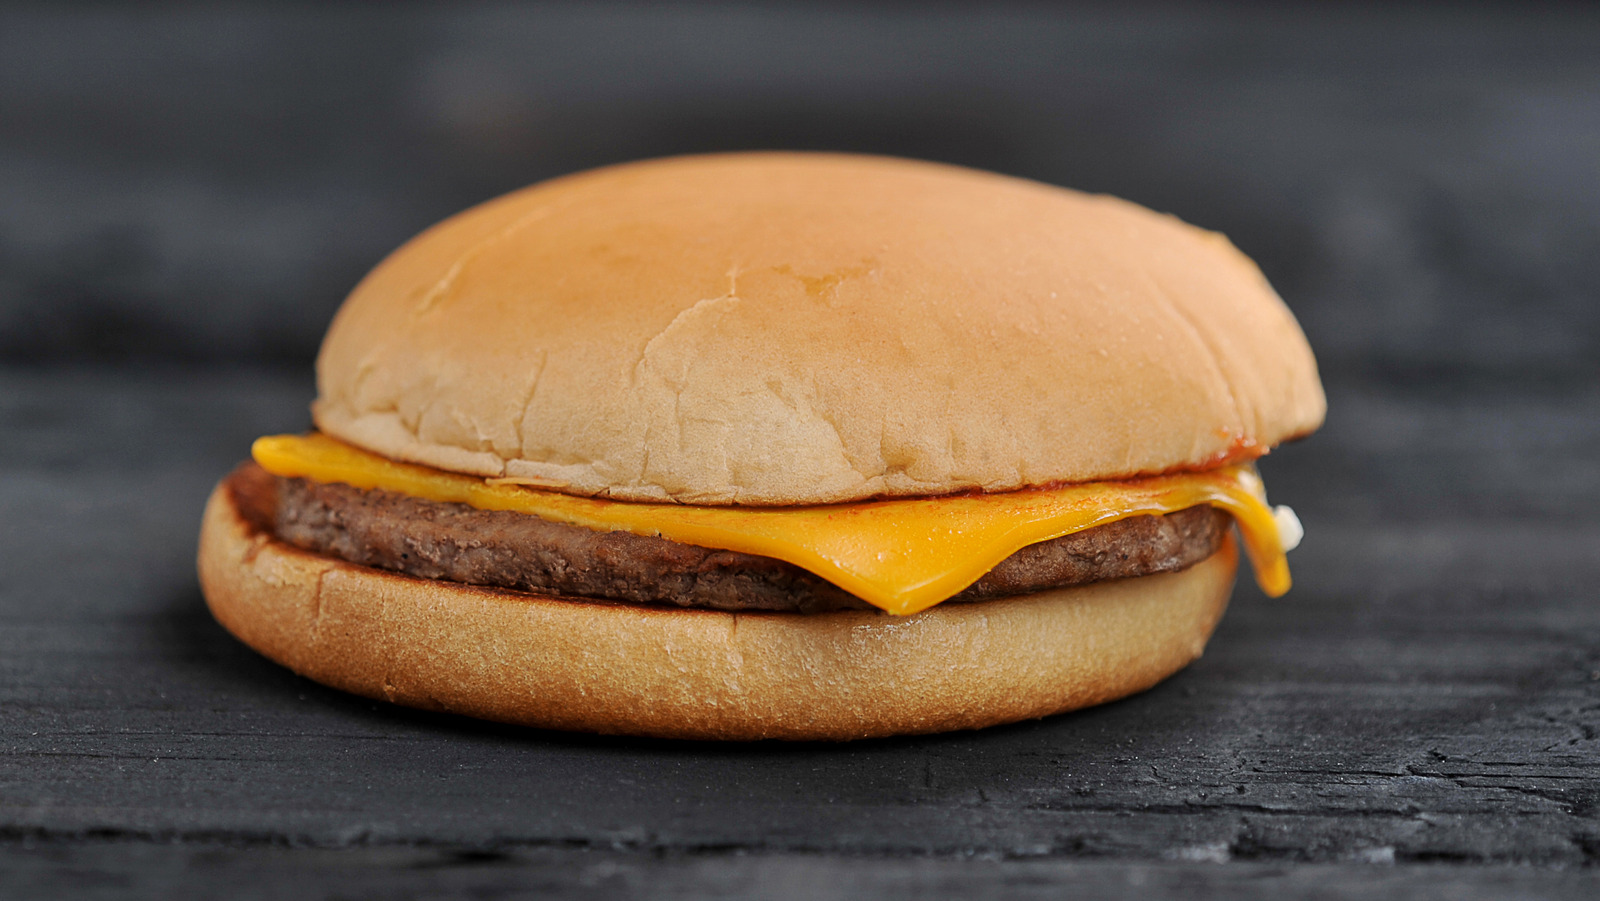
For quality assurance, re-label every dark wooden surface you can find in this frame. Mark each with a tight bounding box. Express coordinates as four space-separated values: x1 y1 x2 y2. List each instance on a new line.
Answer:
3 4 1599 898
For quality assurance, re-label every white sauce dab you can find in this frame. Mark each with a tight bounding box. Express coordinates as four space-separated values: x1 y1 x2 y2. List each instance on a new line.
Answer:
1273 505 1304 552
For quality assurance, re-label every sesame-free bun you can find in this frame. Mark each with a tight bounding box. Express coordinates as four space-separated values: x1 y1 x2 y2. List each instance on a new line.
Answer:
198 477 1236 741
314 153 1324 505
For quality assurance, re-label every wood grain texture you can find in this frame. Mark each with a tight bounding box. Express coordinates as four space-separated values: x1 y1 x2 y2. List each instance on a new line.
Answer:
3 845 1600 901
2 3 1598 897
2 367 1597 898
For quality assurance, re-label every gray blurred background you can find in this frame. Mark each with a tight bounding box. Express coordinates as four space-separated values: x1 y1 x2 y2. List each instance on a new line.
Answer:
4 2 1595 381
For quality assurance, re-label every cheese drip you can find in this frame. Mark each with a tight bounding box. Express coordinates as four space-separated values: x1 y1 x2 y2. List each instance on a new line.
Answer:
253 433 1293 614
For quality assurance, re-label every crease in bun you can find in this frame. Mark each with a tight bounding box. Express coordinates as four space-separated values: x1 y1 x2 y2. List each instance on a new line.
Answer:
314 153 1325 505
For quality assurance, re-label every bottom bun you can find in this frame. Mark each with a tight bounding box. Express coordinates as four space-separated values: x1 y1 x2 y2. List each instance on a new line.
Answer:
197 478 1236 741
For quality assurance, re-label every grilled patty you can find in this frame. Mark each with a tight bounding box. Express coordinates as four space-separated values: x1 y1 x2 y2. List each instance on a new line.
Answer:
228 462 1230 613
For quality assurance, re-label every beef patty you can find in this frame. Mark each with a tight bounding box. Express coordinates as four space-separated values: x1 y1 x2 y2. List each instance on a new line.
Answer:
228 462 1231 613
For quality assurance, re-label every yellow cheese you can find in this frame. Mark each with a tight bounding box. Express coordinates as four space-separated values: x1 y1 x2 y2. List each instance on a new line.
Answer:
252 433 1292 614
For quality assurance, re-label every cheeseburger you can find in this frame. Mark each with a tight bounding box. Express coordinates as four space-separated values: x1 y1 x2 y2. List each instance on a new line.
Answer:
198 153 1324 740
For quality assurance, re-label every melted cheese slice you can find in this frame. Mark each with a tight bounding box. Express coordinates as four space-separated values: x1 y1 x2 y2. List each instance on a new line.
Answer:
253 433 1293 615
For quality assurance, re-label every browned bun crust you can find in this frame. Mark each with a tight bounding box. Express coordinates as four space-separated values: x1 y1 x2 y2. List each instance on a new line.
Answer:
198 476 1236 741
314 153 1325 506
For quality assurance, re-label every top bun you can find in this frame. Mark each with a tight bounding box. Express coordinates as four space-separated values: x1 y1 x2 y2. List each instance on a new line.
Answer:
314 153 1324 505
